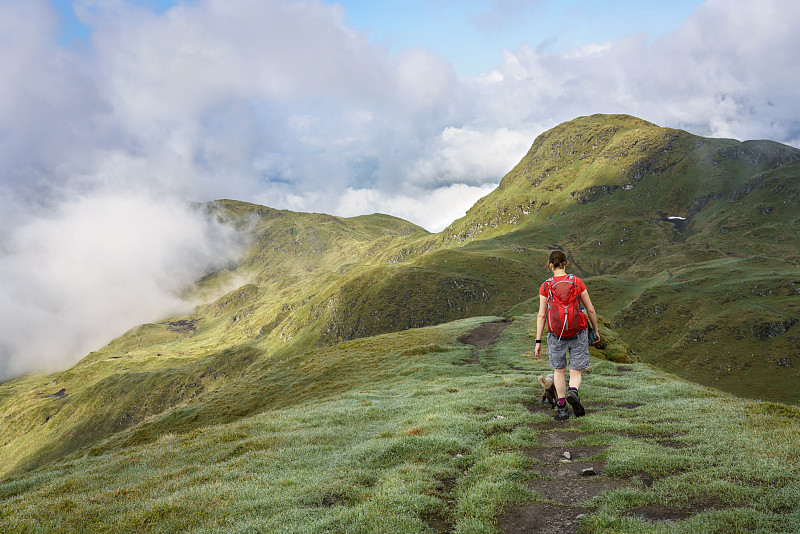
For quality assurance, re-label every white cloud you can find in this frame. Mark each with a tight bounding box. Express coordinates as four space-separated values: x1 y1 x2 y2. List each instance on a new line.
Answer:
336 182 498 233
408 126 533 187
5 0 798 212
463 0 800 147
0 192 246 379
563 41 612 59
393 48 458 109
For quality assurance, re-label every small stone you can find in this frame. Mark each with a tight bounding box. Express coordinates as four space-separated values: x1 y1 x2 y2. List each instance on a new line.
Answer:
581 467 596 476
562 451 571 460
493 415 505 419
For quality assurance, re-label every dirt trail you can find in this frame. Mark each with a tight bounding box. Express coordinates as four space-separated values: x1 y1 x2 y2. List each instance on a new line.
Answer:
458 318 512 350
499 391 728 533
455 318 512 367
456 318 617 533
445 320 724 533
497 402 629 534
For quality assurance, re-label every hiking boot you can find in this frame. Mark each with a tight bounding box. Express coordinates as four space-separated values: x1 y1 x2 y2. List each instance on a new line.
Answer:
554 403 571 421
566 389 586 417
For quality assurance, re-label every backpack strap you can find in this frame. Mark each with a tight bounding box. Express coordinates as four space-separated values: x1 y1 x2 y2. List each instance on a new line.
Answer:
545 277 555 300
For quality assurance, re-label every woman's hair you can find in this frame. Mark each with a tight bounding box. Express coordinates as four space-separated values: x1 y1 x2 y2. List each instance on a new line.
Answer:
548 250 568 269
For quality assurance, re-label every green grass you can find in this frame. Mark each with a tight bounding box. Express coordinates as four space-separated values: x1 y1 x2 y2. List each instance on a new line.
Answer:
1 114 799 531
1 316 798 533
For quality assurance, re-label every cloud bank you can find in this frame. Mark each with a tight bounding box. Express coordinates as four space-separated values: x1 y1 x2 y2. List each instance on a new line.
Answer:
1 0 799 377
0 192 246 380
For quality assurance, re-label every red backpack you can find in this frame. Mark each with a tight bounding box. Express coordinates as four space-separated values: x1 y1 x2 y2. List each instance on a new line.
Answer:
545 274 587 339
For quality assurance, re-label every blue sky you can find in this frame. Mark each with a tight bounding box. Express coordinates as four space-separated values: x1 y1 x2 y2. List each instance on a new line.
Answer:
332 0 704 76
52 0 705 76
52 0 178 43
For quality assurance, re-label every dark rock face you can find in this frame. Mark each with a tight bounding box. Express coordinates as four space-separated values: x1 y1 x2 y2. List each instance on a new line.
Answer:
691 192 721 214
753 319 797 340
730 175 768 203
571 185 622 204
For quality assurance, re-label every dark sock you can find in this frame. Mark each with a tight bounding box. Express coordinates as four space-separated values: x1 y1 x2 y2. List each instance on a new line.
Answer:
568 387 578 392
557 398 566 406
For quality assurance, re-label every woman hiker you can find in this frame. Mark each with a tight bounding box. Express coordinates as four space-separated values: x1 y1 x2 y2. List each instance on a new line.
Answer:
535 250 601 420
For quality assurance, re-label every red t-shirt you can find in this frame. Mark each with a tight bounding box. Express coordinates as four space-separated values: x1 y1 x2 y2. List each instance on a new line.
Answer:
539 274 586 297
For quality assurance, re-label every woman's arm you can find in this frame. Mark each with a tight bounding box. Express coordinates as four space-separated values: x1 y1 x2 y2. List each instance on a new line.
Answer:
535 294 547 358
580 289 600 343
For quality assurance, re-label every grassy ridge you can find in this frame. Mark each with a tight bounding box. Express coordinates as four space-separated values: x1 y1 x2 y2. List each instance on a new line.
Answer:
1 113 798 485
0 205 432 479
1 316 797 533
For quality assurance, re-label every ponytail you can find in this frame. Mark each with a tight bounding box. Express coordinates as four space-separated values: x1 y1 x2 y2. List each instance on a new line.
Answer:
548 250 567 269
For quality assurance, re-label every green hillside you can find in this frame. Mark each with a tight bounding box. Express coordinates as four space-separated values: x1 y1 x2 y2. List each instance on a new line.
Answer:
433 114 800 402
1 317 798 533
1 114 799 532
0 205 434 479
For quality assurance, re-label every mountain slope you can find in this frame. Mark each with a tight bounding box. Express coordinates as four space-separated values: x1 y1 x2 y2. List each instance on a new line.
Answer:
1 316 798 534
441 114 799 251
1 114 799 483
0 205 432 477
431 114 800 401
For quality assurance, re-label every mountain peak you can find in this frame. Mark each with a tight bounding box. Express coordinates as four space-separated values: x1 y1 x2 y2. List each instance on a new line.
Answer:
497 114 678 191
546 113 658 131
442 113 800 247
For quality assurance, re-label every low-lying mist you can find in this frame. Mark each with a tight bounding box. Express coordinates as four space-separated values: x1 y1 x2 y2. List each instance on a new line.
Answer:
0 193 247 381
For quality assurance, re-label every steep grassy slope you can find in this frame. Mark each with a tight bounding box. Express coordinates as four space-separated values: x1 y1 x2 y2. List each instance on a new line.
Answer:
1 317 797 533
441 115 799 248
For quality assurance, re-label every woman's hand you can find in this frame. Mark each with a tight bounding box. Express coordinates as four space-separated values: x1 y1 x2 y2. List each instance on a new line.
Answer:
534 343 542 358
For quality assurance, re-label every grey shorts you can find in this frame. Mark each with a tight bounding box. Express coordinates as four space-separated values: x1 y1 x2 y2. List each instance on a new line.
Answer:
547 330 590 370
